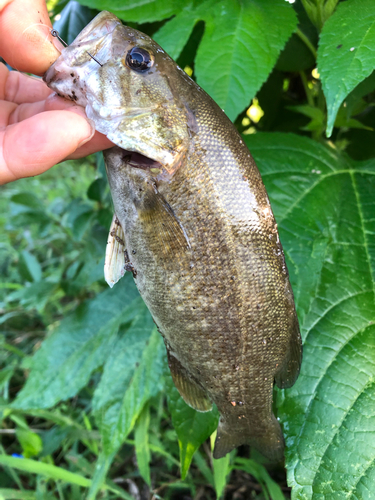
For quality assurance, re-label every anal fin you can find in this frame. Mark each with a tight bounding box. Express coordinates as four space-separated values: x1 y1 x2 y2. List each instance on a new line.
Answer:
167 350 212 412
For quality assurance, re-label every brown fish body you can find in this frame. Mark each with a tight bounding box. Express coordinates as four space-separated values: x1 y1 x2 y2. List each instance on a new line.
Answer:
44 11 302 460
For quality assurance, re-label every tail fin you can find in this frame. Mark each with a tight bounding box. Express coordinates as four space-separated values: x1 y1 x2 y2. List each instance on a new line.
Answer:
213 415 284 462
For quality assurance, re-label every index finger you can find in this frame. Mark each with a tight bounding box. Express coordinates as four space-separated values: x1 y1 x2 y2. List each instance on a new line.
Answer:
0 0 61 75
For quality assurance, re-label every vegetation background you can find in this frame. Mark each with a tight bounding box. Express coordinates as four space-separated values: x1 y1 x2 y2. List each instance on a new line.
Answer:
1 0 375 498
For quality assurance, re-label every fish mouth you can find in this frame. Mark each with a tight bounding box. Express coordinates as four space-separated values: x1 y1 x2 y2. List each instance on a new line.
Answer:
117 149 164 177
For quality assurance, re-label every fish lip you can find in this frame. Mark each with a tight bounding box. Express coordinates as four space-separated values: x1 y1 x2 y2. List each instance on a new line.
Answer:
43 65 55 85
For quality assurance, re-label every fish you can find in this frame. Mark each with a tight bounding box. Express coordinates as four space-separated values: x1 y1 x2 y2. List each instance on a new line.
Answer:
44 11 302 461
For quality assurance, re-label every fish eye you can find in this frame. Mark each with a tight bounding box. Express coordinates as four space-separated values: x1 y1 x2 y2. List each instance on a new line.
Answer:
126 47 153 72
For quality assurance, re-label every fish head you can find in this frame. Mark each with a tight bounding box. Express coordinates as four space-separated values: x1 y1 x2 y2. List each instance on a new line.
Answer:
44 11 192 174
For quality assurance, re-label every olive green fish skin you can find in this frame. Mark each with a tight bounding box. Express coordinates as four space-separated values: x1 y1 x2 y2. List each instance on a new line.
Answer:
44 11 302 461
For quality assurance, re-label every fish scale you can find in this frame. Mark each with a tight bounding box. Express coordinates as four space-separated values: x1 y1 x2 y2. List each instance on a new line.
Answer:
44 10 302 461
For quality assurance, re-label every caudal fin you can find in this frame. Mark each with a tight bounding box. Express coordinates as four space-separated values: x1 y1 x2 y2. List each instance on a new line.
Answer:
213 414 284 462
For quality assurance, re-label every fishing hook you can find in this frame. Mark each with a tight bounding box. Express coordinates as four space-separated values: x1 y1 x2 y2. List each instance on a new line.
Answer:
50 29 103 67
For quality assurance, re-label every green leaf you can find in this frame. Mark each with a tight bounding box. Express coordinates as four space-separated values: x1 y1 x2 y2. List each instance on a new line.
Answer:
195 0 297 121
134 403 151 486
232 457 285 500
153 3 197 60
193 450 214 487
13 275 140 409
87 178 106 202
334 112 373 132
0 366 15 393
86 451 116 500
287 105 325 132
16 429 43 458
10 193 40 210
78 0 180 23
165 372 219 479
344 70 375 118
19 251 42 283
71 210 94 240
0 454 132 498
93 313 165 454
53 0 96 44
318 0 375 136
7 282 57 314
244 132 375 498
0 454 91 487
0 489 36 500
211 432 231 499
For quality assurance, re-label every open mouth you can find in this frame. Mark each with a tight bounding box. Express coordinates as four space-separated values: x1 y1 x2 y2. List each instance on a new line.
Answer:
119 149 163 176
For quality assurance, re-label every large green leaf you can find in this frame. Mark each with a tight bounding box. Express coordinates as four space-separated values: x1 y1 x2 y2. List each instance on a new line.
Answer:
53 0 96 44
194 0 297 121
92 312 165 454
165 372 219 479
13 274 140 409
153 0 296 122
153 2 198 60
318 0 375 137
245 133 375 499
78 0 180 23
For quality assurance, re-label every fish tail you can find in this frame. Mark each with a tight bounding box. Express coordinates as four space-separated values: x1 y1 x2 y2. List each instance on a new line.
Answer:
213 415 284 462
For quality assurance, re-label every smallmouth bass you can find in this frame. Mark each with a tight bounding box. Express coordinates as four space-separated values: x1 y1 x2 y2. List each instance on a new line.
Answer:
44 11 302 461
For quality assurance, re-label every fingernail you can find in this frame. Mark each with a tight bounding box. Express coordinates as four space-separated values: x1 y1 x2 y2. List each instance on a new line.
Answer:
77 121 96 147
68 106 96 147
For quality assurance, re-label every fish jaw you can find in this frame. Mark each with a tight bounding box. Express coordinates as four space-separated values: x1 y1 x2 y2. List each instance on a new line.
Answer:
43 11 191 173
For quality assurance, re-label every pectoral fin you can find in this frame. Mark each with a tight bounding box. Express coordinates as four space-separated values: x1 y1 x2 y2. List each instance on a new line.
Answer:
141 183 191 259
104 215 126 288
167 350 212 412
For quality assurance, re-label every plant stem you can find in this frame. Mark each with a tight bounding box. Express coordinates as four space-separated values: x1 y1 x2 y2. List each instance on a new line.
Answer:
296 28 317 60
299 71 314 108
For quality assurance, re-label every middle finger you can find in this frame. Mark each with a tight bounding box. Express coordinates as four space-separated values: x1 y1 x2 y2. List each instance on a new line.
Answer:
0 98 46 126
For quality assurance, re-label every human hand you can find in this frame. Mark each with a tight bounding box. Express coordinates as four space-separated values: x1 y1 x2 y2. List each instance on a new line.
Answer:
0 0 113 185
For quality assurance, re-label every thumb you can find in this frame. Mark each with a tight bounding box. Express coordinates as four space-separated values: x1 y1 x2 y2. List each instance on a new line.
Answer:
0 0 61 75
0 108 94 184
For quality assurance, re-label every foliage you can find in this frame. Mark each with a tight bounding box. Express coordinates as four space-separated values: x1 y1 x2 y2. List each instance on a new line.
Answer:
1 0 375 499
